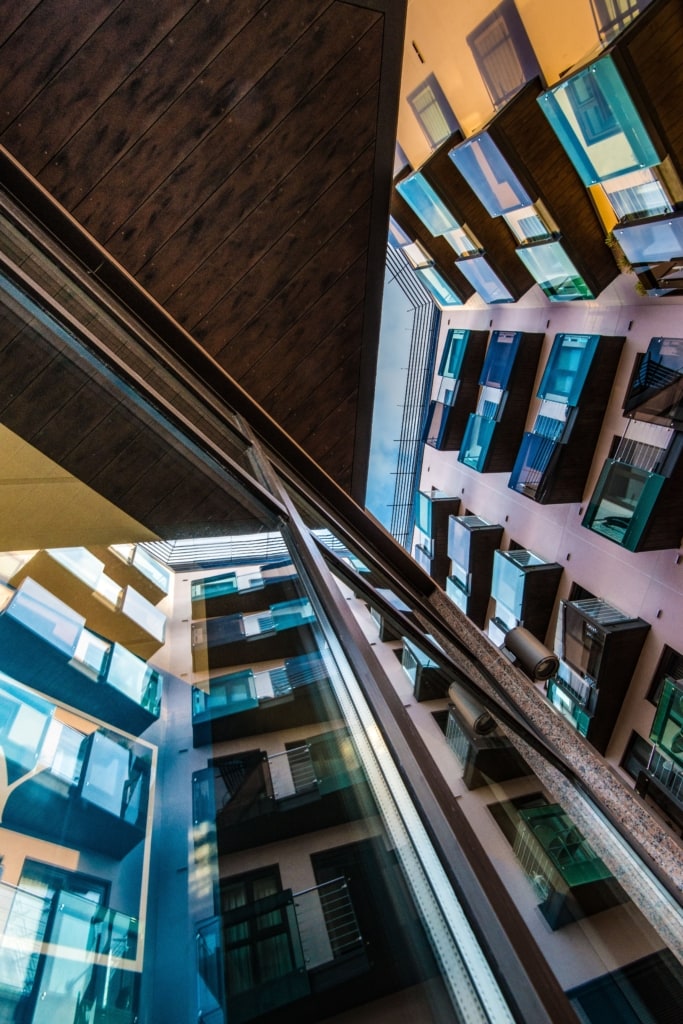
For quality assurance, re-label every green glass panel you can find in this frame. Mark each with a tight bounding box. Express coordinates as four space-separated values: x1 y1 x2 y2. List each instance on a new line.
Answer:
582 459 666 550
650 678 683 767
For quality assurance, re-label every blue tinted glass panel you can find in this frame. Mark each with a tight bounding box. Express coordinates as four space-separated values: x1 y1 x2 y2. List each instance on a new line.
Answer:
438 329 469 378
449 133 532 216
414 266 463 306
7 578 84 656
538 56 661 185
456 256 514 303
395 173 460 236
458 414 497 472
387 216 412 249
613 213 683 265
517 242 593 301
509 433 561 498
414 491 432 534
480 331 521 388
538 334 600 404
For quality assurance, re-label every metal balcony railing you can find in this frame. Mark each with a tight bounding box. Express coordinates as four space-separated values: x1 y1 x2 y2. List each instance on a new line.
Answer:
293 877 364 968
268 744 318 800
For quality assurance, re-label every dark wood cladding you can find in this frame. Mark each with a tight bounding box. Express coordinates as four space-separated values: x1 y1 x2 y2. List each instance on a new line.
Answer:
615 0 683 182
480 81 618 299
0 0 404 496
424 144 534 301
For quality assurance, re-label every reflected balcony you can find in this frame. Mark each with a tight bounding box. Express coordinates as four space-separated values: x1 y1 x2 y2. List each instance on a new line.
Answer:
8 548 166 659
104 542 171 604
193 732 368 852
509 333 624 503
458 331 544 473
0 577 163 734
191 597 317 673
197 877 367 1024
191 652 332 745
401 637 450 701
445 685 531 789
0 678 151 858
191 558 297 617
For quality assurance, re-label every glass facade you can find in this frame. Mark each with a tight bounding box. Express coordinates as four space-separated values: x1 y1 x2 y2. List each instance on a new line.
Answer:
0 172 681 1024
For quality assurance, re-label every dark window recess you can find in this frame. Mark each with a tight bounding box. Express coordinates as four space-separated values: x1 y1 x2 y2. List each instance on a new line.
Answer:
620 731 652 780
407 74 459 149
467 0 540 107
590 0 653 43
648 645 683 706
564 72 619 144
569 949 683 1024
508 539 524 551
568 582 596 603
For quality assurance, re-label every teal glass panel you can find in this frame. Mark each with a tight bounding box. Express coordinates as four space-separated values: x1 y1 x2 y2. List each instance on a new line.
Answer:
438 328 470 378
613 212 683 265
518 805 612 887
72 628 111 678
414 490 432 534
271 598 315 631
537 334 600 405
582 459 666 550
508 433 561 498
449 133 533 216
546 679 590 737
7 577 84 657
480 331 521 388
106 643 162 714
650 678 683 767
414 265 463 306
538 55 661 185
491 551 525 619
446 574 469 613
193 670 259 720
516 242 593 301
458 414 497 471
456 256 514 303
395 172 460 236
192 573 239 600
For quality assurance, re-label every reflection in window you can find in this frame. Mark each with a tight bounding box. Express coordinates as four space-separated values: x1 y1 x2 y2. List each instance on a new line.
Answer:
407 74 459 149
516 241 593 301
591 0 653 42
467 0 540 107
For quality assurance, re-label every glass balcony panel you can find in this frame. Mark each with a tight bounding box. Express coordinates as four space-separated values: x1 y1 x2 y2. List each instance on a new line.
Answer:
402 240 433 270
106 643 160 710
7 577 85 657
121 587 166 641
613 212 683 265
509 434 561 498
93 572 122 608
436 379 458 405
516 242 593 301
602 168 673 221
477 386 505 418
458 414 497 471
71 629 111 679
503 204 555 244
270 598 315 631
40 719 86 785
48 548 104 589
538 55 661 185
449 133 533 216
537 334 600 405
438 328 470 378
80 732 131 816
446 574 470 613
455 256 514 303
491 551 525 619
582 459 666 549
131 545 171 593
480 331 521 389
414 266 463 307
395 173 460 236
443 225 481 258
387 216 412 249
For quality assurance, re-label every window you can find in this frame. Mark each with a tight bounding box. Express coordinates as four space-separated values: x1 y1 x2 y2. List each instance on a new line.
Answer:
407 74 458 149
648 646 683 705
220 867 297 996
620 730 652 779
467 0 540 107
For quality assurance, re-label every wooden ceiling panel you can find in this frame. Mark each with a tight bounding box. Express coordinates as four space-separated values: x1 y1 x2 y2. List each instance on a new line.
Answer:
0 0 404 500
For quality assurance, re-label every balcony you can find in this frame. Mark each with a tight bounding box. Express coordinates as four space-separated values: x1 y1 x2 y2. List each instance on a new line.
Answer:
104 542 171 604
446 515 503 627
489 549 563 641
424 329 488 451
509 333 624 503
650 676 683 769
8 547 166 659
191 558 297 616
401 637 450 701
413 489 460 587
193 733 368 853
547 597 649 753
197 877 367 1024
0 577 163 734
192 651 332 745
512 803 625 929
0 676 151 858
445 686 530 789
458 331 543 474
191 597 317 673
